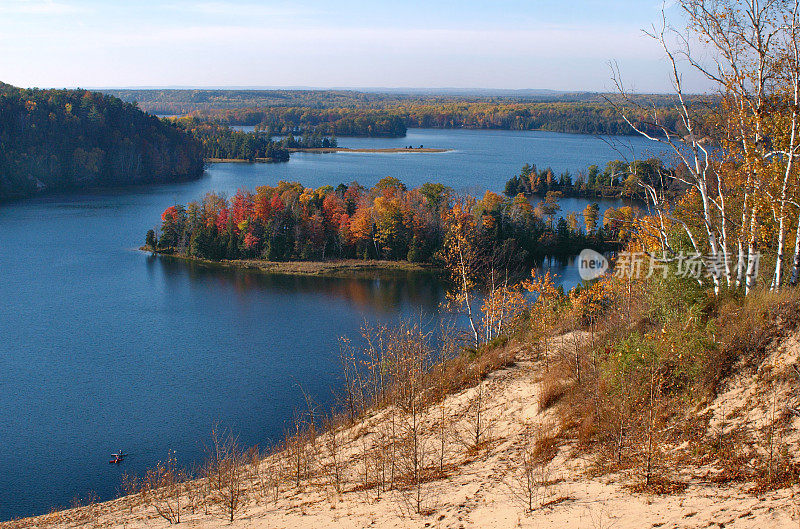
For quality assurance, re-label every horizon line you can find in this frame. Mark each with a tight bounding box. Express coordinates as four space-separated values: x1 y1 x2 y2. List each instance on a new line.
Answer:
14 84 695 96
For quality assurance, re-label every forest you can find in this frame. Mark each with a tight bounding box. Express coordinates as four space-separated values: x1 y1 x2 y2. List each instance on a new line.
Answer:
145 178 625 269
251 109 407 137
189 100 687 138
503 158 683 200
104 88 697 138
173 118 290 161
0 83 204 201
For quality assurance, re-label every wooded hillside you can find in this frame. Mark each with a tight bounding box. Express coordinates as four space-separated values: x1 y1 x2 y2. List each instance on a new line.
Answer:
0 83 204 201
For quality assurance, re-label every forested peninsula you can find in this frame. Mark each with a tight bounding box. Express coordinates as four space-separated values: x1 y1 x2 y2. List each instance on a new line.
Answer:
0 83 204 201
144 178 628 273
503 159 684 200
174 118 291 162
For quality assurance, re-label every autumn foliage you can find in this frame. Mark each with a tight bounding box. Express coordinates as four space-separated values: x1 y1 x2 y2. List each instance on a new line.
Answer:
148 178 621 264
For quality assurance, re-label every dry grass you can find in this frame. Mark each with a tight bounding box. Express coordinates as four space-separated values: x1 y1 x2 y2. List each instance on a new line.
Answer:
538 376 569 411
626 476 688 495
531 284 800 495
714 288 800 379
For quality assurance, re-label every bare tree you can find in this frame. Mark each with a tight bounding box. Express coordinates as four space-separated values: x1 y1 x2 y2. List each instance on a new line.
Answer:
285 412 311 491
119 472 141 514
322 416 345 494
338 336 367 423
385 323 435 513
507 423 557 512
142 451 184 524
205 427 248 522
642 353 664 489
436 396 452 476
465 376 492 450
184 465 202 515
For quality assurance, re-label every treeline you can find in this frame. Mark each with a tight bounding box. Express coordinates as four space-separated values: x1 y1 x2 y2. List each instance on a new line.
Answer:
191 100 687 138
397 101 684 136
250 108 407 137
147 178 627 267
202 107 406 137
281 131 338 149
504 159 681 200
0 83 204 201
103 88 699 138
103 88 413 113
174 118 290 162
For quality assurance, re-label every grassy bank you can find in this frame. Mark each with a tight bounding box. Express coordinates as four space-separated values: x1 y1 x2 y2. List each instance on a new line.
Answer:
140 248 439 278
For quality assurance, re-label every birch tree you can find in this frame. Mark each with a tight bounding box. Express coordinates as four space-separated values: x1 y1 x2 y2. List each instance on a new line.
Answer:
614 0 800 293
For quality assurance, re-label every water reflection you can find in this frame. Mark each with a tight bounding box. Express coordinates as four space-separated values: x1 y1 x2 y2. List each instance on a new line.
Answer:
151 252 588 312
150 255 447 314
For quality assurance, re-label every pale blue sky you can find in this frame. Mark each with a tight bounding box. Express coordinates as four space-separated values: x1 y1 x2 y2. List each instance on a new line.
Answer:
0 0 708 92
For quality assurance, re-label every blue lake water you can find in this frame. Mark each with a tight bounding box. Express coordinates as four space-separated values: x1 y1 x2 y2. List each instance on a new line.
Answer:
0 128 660 520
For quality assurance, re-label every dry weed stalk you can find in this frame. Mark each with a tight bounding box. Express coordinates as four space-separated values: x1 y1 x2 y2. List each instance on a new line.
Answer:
141 451 184 524
508 422 559 512
204 427 248 522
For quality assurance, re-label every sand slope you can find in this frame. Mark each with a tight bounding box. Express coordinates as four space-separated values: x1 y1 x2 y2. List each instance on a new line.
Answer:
5 332 798 529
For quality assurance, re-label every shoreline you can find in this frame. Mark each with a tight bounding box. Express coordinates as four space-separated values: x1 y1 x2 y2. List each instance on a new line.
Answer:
140 249 439 278
287 147 449 153
204 157 284 163
204 147 449 164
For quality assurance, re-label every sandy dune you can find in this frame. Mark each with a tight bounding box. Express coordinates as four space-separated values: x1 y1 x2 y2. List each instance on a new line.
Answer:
5 332 798 529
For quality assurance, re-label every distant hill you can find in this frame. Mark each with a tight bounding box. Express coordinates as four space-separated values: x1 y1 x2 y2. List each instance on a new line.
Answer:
101 88 580 114
0 83 204 201
101 88 677 116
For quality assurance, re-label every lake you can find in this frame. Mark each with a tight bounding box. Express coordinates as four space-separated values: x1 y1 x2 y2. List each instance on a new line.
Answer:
0 128 660 520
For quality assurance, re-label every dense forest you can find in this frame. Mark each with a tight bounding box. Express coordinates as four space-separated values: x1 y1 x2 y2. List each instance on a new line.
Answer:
192 101 685 138
105 89 699 138
146 178 628 268
251 108 407 137
172 117 340 160
173 118 290 161
0 83 204 201
503 159 683 200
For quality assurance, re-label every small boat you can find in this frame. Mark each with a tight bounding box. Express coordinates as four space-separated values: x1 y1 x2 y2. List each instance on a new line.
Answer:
109 451 127 464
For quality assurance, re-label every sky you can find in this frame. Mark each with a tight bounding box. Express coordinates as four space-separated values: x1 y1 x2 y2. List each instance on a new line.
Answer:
0 0 712 92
